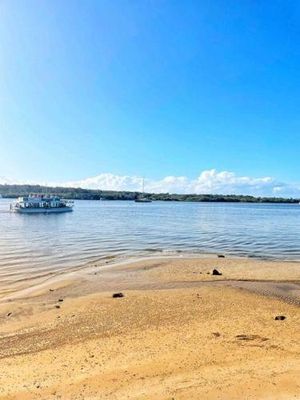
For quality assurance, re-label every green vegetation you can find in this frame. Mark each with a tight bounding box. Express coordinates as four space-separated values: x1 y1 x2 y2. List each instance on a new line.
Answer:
0 184 299 203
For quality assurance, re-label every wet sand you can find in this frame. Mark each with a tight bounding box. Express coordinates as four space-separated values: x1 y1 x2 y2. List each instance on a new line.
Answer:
0 256 299 399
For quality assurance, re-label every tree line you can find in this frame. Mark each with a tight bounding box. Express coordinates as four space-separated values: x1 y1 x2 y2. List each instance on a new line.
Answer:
0 184 299 203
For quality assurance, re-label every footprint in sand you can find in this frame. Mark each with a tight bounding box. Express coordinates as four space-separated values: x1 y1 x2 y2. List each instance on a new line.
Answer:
236 334 269 342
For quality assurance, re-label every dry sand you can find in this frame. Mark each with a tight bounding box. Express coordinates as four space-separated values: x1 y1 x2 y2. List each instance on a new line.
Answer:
0 256 299 399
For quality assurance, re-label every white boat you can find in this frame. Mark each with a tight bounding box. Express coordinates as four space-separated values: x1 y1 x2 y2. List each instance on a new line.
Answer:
10 195 74 213
134 178 152 203
135 197 152 203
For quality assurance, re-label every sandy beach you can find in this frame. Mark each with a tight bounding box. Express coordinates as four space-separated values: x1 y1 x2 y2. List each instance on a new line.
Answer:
0 256 299 399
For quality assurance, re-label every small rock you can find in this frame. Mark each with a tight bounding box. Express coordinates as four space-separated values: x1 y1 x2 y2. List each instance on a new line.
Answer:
212 332 221 337
218 254 225 258
212 269 222 276
275 315 286 321
112 292 124 298
58 298 64 302
7 312 12 317
49 289 54 292
55 305 60 309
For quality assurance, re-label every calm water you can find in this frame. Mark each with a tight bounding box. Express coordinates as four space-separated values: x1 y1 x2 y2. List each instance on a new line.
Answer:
1 199 300 287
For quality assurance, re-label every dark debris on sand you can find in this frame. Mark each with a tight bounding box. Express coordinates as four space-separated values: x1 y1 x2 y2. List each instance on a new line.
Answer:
112 292 124 298
275 315 286 321
212 269 222 276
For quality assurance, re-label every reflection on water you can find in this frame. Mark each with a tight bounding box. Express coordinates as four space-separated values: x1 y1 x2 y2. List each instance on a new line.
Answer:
1 199 300 285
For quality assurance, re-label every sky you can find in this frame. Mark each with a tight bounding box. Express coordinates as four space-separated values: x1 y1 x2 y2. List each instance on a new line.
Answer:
0 0 300 195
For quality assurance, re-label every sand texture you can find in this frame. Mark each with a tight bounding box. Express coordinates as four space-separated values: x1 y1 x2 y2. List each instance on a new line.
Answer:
0 256 299 399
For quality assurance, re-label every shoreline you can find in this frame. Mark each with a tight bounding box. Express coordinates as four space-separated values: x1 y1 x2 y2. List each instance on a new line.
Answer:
1 251 300 302
0 255 299 399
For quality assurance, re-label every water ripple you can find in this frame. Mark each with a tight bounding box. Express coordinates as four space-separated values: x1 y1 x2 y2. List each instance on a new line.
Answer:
1 199 300 284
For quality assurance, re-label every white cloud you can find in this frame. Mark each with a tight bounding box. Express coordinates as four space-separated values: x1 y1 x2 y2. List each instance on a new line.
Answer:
62 169 300 197
0 176 15 185
64 173 143 191
1 169 299 197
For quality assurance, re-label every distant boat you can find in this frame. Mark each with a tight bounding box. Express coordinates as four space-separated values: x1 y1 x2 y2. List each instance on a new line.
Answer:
10 195 74 213
135 197 152 203
135 178 152 203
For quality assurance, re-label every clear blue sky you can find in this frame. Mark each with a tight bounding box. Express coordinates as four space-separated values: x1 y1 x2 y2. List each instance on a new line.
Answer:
0 0 299 186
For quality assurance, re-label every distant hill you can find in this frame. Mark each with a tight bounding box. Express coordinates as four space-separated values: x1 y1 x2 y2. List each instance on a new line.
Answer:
0 184 299 203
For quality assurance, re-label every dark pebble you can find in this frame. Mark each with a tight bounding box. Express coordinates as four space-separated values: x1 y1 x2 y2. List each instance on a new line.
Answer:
275 315 286 321
7 312 12 317
212 269 222 276
49 289 54 292
112 292 124 298
58 298 64 302
218 254 225 258
55 305 61 309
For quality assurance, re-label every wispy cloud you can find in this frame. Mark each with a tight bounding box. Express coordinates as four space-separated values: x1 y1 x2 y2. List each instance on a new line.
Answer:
1 169 299 197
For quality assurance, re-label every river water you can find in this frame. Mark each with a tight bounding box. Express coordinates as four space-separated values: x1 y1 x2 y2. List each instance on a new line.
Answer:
1 199 300 289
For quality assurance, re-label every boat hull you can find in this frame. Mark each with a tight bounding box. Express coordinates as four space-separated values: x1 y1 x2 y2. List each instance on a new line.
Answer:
134 199 152 203
11 207 73 214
